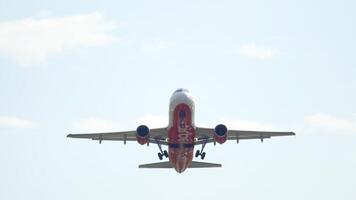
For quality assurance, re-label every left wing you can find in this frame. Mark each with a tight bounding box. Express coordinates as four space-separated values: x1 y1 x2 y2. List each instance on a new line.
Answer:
195 127 295 144
67 128 168 145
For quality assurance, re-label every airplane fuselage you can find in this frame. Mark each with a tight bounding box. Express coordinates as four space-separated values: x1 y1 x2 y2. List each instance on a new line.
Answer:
168 89 195 173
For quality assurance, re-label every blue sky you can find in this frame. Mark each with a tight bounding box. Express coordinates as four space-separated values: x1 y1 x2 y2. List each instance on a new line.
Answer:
0 0 356 199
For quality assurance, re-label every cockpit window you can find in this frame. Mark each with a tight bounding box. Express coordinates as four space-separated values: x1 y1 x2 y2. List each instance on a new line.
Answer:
174 88 189 93
175 89 183 93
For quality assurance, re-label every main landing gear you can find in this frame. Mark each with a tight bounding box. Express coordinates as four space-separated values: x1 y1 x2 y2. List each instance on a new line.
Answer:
158 150 169 160
195 139 208 160
195 150 206 160
156 139 169 160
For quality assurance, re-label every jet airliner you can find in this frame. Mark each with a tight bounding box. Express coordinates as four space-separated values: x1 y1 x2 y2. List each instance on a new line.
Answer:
67 89 295 173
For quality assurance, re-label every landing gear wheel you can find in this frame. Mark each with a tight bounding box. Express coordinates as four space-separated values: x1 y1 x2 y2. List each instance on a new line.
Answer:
158 152 163 160
195 150 200 158
201 152 206 160
163 150 169 158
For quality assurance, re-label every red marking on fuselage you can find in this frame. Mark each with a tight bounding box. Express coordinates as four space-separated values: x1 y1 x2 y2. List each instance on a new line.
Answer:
168 103 195 173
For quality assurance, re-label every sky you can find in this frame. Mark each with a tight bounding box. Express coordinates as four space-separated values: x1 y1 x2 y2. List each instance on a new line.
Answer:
0 0 356 199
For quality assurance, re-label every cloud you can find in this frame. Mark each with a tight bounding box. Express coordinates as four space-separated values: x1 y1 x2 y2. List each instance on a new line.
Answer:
0 12 119 65
73 118 117 132
0 116 36 129
305 114 356 135
135 114 167 128
239 43 279 60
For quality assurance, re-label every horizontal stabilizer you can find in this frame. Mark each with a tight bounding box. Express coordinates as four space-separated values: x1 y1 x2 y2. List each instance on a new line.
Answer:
139 161 222 169
139 162 172 168
189 161 222 168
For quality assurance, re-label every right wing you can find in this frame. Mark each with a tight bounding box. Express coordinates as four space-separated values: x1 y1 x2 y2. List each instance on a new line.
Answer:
67 128 168 145
195 127 295 144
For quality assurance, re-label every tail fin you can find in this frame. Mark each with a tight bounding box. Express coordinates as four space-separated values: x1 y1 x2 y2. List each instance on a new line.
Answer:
139 161 221 169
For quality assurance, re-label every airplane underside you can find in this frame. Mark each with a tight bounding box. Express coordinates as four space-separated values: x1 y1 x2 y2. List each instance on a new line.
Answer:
67 88 295 173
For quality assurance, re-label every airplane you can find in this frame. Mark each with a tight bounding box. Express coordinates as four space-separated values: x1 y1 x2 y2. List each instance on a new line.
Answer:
67 88 295 173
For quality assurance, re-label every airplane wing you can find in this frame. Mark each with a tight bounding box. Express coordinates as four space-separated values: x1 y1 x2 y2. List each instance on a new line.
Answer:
195 127 295 145
67 128 168 145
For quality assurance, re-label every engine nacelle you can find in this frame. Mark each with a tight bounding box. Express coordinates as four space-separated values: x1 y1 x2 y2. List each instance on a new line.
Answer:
136 125 150 145
214 124 228 144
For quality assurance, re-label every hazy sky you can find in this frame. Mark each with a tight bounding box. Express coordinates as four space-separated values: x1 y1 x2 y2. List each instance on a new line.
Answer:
1 0 355 200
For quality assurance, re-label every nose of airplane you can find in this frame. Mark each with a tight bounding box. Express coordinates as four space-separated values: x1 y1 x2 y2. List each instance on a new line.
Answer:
171 88 193 101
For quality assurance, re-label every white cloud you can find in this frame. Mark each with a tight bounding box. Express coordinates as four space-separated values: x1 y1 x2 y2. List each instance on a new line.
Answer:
0 116 36 129
305 114 356 135
0 12 119 65
135 114 167 128
239 43 279 60
73 118 117 132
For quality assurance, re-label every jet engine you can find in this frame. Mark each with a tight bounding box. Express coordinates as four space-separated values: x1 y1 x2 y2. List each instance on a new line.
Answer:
214 124 228 144
136 125 150 145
